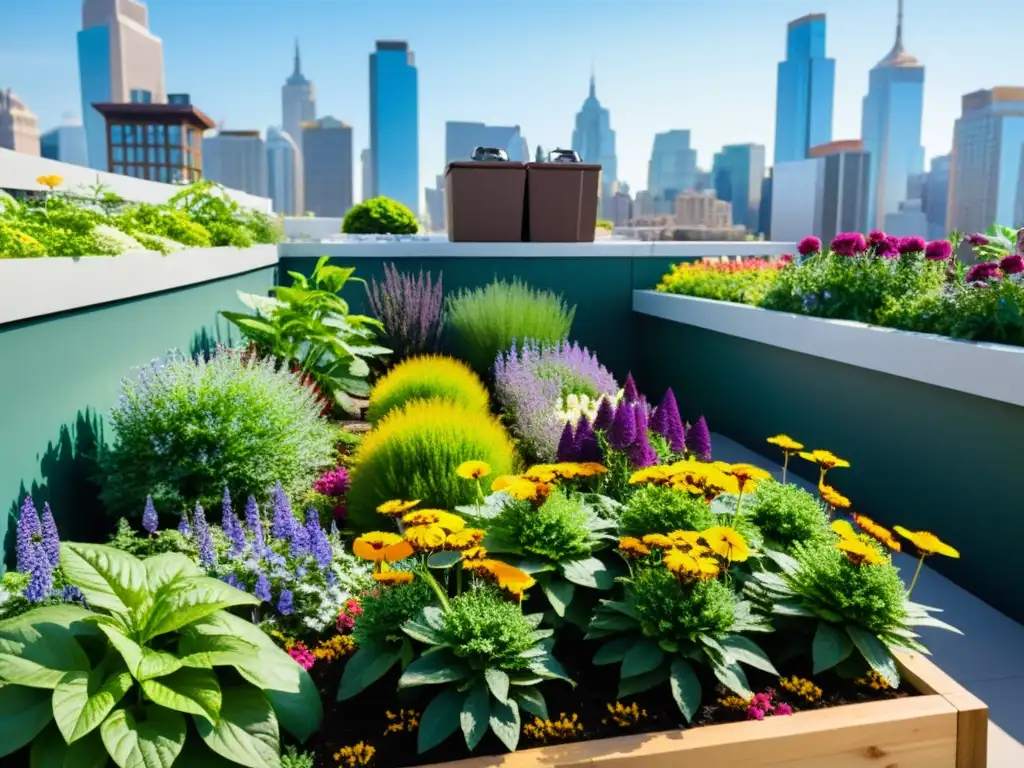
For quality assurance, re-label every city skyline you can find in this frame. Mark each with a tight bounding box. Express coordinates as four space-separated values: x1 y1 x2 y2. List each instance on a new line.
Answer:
3 0 1022 203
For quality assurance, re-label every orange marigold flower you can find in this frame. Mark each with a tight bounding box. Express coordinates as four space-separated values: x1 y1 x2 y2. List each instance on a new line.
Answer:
353 532 405 562
819 483 851 509
617 537 651 558
852 514 902 552
405 524 448 552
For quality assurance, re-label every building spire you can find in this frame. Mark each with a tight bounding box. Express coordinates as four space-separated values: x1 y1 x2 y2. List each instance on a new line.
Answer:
876 0 919 68
293 38 302 76
589 64 596 99
895 0 904 51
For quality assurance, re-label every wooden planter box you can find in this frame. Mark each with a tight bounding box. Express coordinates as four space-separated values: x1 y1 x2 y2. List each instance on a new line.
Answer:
427 654 986 768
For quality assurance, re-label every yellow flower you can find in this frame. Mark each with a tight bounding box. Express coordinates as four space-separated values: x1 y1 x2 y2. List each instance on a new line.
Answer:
503 478 553 502
35 174 63 189
523 712 584 744
464 559 536 597
835 539 885 566
852 514 901 552
353 532 406 562
373 571 414 585
667 530 705 551
641 533 674 550
718 695 751 711
405 524 448 551
491 475 519 491
893 526 959 558
312 634 356 662
767 434 804 452
402 510 465 533
456 460 491 480
333 741 376 767
628 466 673 485
779 676 822 703
692 556 721 581
551 463 586 480
727 463 773 492
576 462 608 477
799 450 850 471
462 545 488 561
602 701 648 729
700 526 751 562
617 536 651 558
445 528 485 550
523 465 558 483
376 499 420 517
819 483 851 509
383 708 420 737
830 520 858 540
664 549 698 576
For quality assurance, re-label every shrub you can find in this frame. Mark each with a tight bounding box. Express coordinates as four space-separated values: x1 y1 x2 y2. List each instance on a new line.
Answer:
596 218 614 231
101 348 337 520
447 279 576 377
342 196 419 235
169 180 281 246
365 262 445 361
747 481 831 552
631 565 737 644
114 202 213 247
366 355 489 425
494 340 617 461
619 484 718 536
352 578 434 649
346 399 516 531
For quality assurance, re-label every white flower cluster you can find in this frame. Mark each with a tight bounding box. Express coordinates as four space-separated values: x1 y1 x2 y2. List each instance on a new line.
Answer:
554 389 624 427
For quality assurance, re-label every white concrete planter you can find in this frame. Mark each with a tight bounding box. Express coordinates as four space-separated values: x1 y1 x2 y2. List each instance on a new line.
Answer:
633 290 1024 408
0 245 279 325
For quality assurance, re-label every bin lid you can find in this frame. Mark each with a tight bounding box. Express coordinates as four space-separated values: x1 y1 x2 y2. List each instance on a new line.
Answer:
446 161 526 174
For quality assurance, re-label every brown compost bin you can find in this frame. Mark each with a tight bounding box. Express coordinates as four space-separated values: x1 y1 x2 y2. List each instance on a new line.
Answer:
445 147 526 242
525 148 601 242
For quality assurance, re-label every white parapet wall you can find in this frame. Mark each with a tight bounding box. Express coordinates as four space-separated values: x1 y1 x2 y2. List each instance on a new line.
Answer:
283 217 346 241
0 148 273 212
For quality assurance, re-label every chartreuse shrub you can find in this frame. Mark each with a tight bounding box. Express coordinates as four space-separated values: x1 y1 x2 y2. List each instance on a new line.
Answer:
0 542 320 765
619 484 717 537
446 279 576 377
746 481 832 553
342 196 418 235
346 399 516 532
366 355 489 425
101 348 337 521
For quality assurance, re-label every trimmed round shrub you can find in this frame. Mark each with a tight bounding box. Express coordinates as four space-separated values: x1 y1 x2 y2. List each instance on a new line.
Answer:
366 355 488 425
747 480 831 552
342 197 419 235
102 349 337 520
347 399 516 531
619 484 718 536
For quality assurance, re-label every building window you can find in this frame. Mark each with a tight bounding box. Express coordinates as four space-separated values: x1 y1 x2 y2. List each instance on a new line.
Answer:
146 125 155 144
113 164 123 174
157 148 166 163
126 147 136 162
188 129 200 149
111 124 123 143
159 167 168 182
148 148 156 163
170 148 181 165
156 125 165 143
135 125 144 143
112 147 124 162
169 125 181 144
172 168 184 183
130 89 153 104
125 126 134 144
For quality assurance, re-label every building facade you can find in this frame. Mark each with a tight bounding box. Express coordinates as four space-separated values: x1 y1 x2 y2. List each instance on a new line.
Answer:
0 90 41 155
369 41 419 213
774 13 835 164
922 154 950 240
445 122 527 164
571 74 617 199
302 116 353 217
281 41 314 213
675 191 732 228
647 130 697 214
425 174 445 232
360 148 372 202
861 0 925 230
40 123 88 166
948 88 1024 234
78 0 166 170
266 127 300 215
712 143 766 232
203 130 268 197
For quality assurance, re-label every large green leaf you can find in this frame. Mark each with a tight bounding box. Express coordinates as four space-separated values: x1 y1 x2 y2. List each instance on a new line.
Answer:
526 651 572 683
592 635 636 666
398 649 470 688
193 685 279 768
511 687 547 721
621 638 665 679
813 622 855 674
847 625 899 688
712 661 752 698
140 668 221 724
100 705 186 768
0 684 53 757
617 666 668 698
460 680 490 751
177 633 258 669
0 619 90 689
488 696 521 752
0 604 94 634
29 722 108 768
561 557 614 589
669 660 702 723
541 579 575 617
484 668 510 704
418 686 465 754
60 543 148 614
338 647 400 700
142 578 260 641
719 635 778 676
53 664 133 743
143 553 203 596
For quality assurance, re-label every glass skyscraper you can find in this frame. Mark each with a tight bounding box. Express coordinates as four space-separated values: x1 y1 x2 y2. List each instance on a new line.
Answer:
571 75 618 199
647 130 697 214
712 144 766 232
774 13 835 165
860 0 925 230
369 41 419 214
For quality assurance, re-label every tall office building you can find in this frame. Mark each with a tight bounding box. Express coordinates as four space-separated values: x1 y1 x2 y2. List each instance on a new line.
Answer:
40 121 88 166
675 192 733 228
78 0 166 170
303 116 353 217
203 130 268 197
425 175 445 232
266 127 300 215
861 0 925 229
0 89 41 155
281 41 314 213
923 154 950 240
712 143 766 232
774 14 835 164
360 148 372 202
571 74 617 198
445 122 527 164
948 87 1024 234
369 41 419 213
759 172 774 238
647 130 697 214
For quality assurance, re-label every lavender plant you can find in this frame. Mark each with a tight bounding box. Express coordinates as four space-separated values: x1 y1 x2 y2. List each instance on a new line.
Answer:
366 262 445 361
494 339 619 461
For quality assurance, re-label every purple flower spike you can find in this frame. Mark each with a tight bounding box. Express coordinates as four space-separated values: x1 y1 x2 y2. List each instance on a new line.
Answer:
193 502 214 567
685 415 712 461
628 407 658 469
306 510 332 568
925 240 953 261
608 402 638 450
270 483 296 540
290 518 311 559
653 389 686 453
40 503 60 569
622 373 640 405
177 511 191 537
244 495 265 554
16 496 41 573
797 236 821 256
254 572 272 602
142 495 159 535
898 236 926 255
574 414 603 463
556 421 578 462
24 542 53 603
593 396 616 431
277 589 294 616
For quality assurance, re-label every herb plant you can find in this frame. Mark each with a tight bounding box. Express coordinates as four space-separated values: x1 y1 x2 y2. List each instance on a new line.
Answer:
365 262 445 361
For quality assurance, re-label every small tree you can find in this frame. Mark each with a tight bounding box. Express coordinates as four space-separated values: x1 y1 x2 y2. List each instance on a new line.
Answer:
342 197 418 235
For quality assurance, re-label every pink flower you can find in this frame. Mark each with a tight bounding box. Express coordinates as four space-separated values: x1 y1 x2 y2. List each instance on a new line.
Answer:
797 236 821 256
779 254 794 264
999 254 1024 275
898 236 926 255
965 261 1000 282
967 233 989 247
867 230 887 246
288 643 315 670
746 706 765 721
830 232 868 256
924 240 953 261
775 702 793 716
876 235 900 258
346 598 363 616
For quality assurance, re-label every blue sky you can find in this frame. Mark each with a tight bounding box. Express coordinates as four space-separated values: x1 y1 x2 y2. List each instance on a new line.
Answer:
3 0 1022 199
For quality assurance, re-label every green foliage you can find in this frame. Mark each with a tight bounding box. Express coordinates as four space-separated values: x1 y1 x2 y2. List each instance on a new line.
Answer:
0 542 321 765
353 579 434 651
439 589 538 671
446 279 576 376
341 197 419 235
619 485 718 536
346 399 516 532
114 203 213 248
366 355 489 425
494 491 591 561
0 571 31 621
107 518 195 559
222 255 391 414
746 481 831 552
281 745 316 768
595 218 614 231
169 179 281 247
631 567 736 644
101 348 337 520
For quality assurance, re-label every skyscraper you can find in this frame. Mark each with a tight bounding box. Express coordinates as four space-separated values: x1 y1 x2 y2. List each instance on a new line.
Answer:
774 13 835 165
40 121 88 166
861 0 925 230
647 131 697 214
369 40 419 213
571 74 617 198
711 143 766 232
267 127 300 215
281 41 314 213
425 174 445 232
303 116 353 217
203 130 269 196
923 154 950 240
948 87 1024 234
360 148 372 202
0 89 41 155
77 0 166 170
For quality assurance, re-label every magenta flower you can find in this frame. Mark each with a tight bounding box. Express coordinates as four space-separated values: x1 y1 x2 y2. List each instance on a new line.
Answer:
999 254 1024 275
314 466 350 498
775 702 793 716
288 642 315 670
898 236 926 255
965 261 1000 282
746 706 765 721
830 232 867 256
967 233 989 247
924 240 952 261
797 236 821 256
556 421 579 462
779 253 794 264
876 235 900 258
867 230 887 246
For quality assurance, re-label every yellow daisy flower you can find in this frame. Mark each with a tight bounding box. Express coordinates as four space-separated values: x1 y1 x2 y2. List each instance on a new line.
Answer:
456 460 491 480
